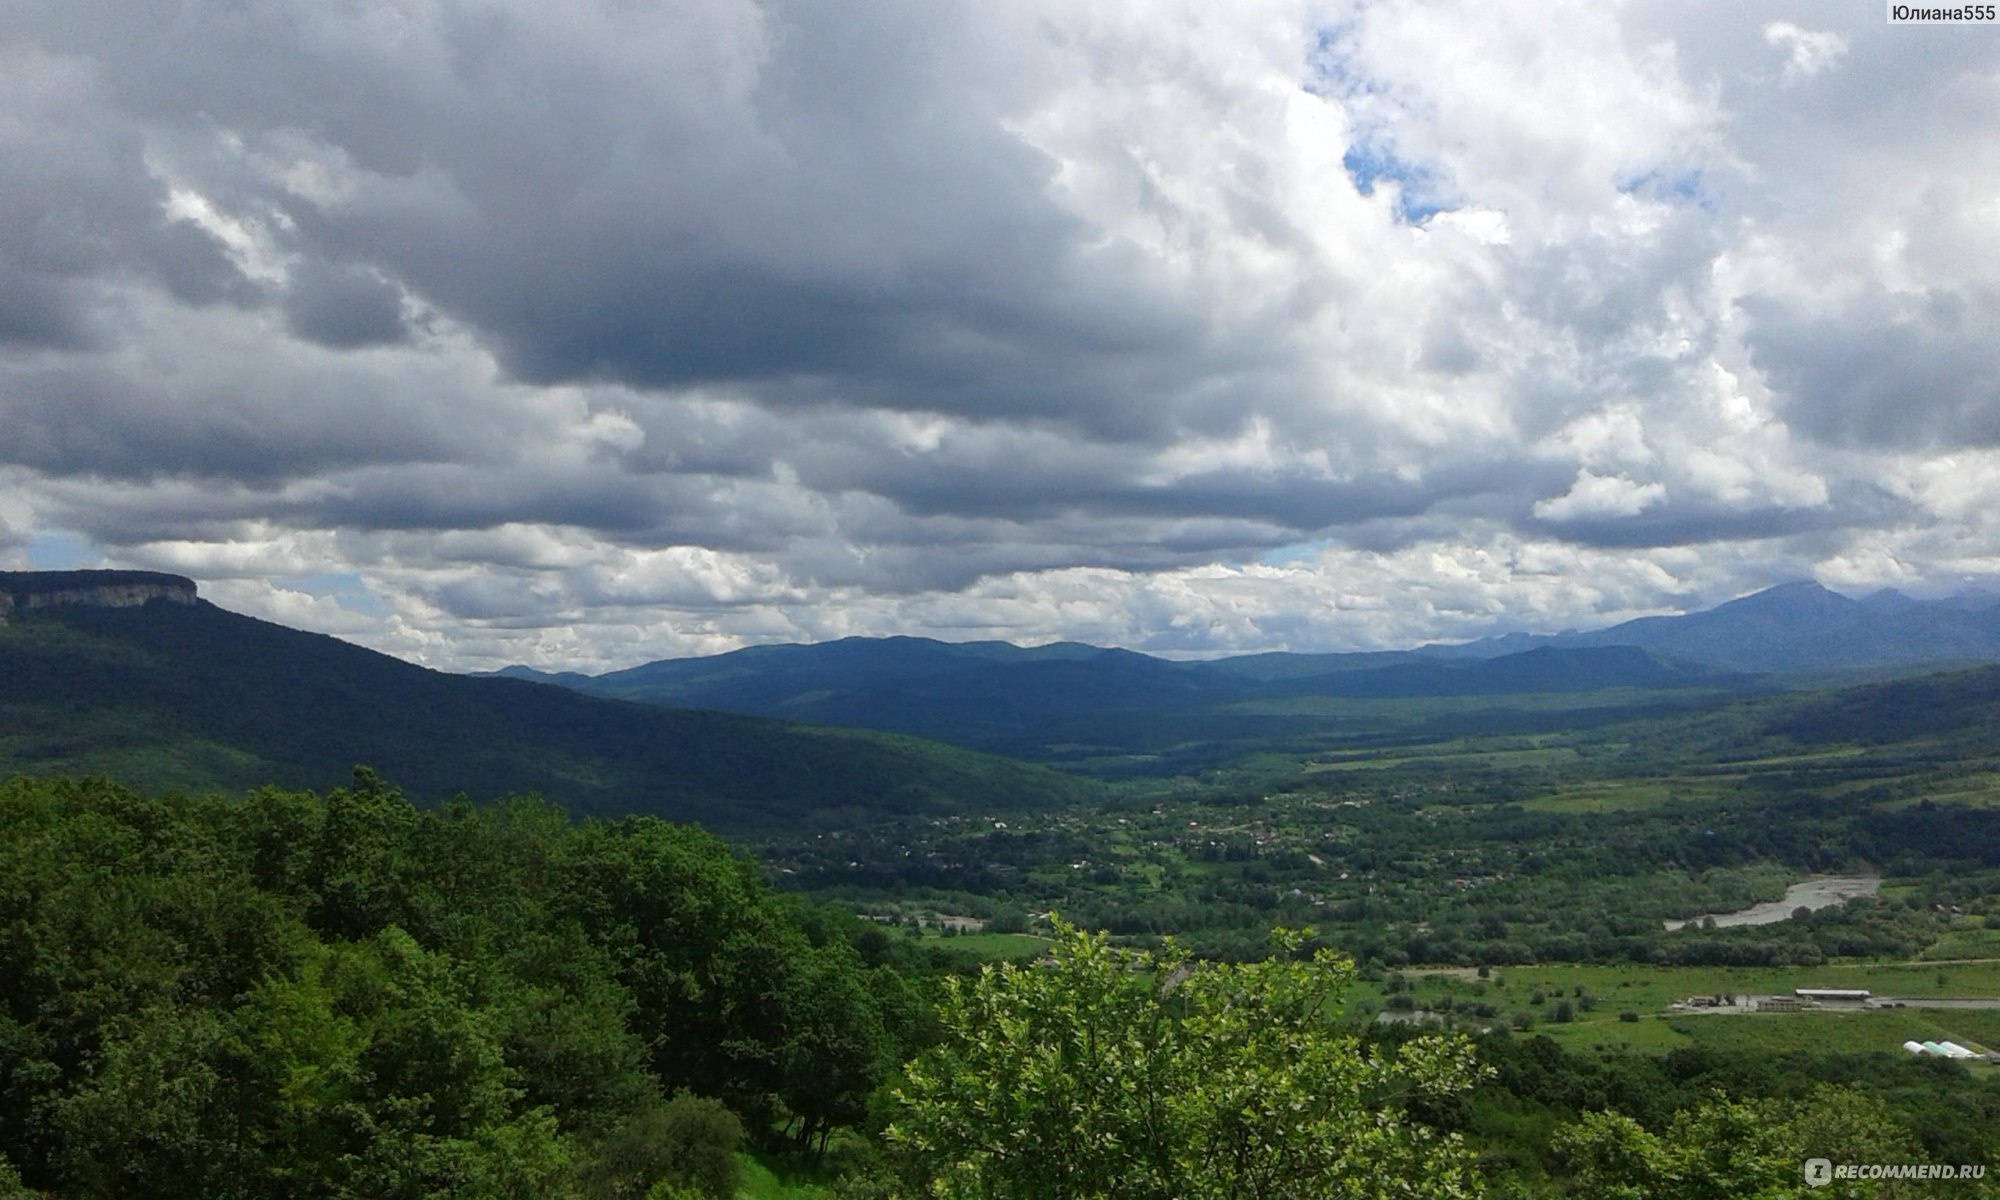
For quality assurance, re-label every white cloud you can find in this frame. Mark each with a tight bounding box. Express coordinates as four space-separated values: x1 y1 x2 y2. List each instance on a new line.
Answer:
1533 471 1667 521
1763 22 1847 83
2 0 1997 669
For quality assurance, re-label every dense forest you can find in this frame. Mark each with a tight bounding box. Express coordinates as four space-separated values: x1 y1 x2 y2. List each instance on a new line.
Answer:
0 771 922 1197
3 772 1995 1198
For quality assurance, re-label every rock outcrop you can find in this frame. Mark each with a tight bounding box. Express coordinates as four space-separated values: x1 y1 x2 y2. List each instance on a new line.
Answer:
0 570 199 622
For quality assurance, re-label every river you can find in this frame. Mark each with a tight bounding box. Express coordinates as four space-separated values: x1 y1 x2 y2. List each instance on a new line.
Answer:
1662 874 1882 931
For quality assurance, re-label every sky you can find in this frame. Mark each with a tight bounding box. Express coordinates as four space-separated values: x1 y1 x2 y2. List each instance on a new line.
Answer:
3 1 1999 672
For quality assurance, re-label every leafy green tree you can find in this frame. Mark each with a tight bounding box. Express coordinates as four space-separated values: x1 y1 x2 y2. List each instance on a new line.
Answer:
306 768 420 940
1551 1088 1926 1200
579 1092 744 1200
886 920 1485 1199
0 1156 35 1200
773 942 895 1159
226 929 578 1199
50 1004 233 1198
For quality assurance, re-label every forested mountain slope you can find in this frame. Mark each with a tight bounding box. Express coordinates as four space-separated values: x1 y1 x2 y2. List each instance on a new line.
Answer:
0 596 1100 830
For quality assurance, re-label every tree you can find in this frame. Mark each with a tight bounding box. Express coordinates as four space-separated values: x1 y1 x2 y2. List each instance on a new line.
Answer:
579 1093 743 1200
1550 1087 1925 1200
885 920 1485 1199
306 768 419 940
774 943 895 1159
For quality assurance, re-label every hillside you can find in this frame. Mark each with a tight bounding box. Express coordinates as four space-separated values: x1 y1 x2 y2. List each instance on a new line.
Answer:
0 588 1101 830
1764 662 2000 749
513 634 1745 762
1462 581 2000 674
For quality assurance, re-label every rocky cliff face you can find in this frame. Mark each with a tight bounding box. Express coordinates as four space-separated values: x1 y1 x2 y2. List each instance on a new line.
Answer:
0 570 199 622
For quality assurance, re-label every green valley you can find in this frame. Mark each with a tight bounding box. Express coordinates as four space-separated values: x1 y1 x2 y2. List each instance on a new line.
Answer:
6 573 2000 1197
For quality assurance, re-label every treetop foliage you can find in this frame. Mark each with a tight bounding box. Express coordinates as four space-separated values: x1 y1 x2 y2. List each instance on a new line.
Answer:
885 920 1486 1199
0 772 911 1198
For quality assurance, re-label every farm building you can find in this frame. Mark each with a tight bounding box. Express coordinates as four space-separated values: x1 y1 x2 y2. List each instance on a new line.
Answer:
1757 996 1807 1012
1795 988 1869 1003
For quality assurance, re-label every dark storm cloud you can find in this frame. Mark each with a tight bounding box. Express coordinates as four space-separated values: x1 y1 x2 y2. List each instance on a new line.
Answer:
846 455 1540 531
0 278 93 351
283 263 410 349
11 0 1274 441
0 45 253 350
293 466 846 555
1747 291 2000 452
1523 484 1920 550
0 360 484 483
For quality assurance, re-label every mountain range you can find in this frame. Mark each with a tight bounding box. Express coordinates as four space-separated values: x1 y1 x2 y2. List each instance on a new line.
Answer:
1441 581 2000 673
0 572 1099 829
11 571 2000 817
493 581 2000 758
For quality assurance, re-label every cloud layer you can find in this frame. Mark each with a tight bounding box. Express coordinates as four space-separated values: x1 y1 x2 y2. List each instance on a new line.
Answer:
4 0 1998 669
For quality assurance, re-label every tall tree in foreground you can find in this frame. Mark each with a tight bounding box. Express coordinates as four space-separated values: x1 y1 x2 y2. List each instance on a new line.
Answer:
884 921 1486 1200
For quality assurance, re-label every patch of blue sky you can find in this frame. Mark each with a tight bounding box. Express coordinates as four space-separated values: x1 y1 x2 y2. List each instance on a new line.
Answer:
1618 167 1714 209
276 571 393 617
1257 540 1333 569
1305 23 1454 227
1303 20 1371 100
1342 143 1451 224
24 532 104 570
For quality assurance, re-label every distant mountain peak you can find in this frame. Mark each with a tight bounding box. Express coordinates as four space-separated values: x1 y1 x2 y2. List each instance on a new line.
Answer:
1704 581 1857 618
1727 579 1841 601
1859 588 1921 611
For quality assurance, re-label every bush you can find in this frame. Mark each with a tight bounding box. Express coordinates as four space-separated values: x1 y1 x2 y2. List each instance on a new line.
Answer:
986 910 1028 935
1618 1011 1640 1023
582 1093 745 1200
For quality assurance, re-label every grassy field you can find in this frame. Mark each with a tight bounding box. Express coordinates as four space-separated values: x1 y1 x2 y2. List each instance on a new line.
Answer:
1923 924 2000 960
1357 959 2000 1008
914 931 1053 966
1519 778 1724 813
1349 959 2000 1058
736 1152 832 1199
1542 1008 2000 1064
1304 745 1581 773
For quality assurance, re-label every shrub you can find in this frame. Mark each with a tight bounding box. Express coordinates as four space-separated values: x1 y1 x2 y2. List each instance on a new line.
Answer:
582 1093 744 1200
